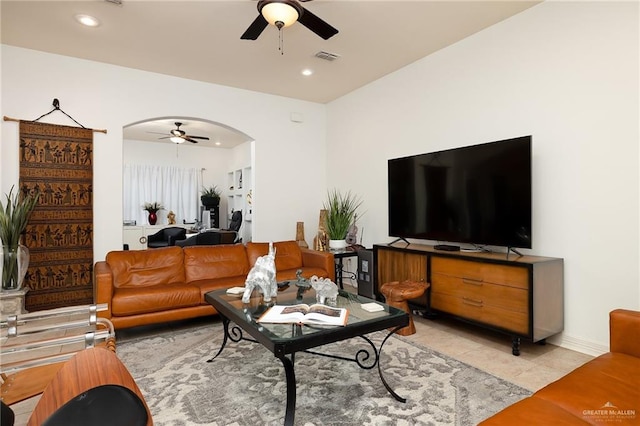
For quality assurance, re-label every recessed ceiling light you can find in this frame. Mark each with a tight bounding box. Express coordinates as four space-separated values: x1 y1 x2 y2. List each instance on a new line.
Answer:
301 69 313 76
75 14 100 27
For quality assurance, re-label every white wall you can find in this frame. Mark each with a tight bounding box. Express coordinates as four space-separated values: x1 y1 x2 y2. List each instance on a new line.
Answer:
327 1 639 354
1 46 328 261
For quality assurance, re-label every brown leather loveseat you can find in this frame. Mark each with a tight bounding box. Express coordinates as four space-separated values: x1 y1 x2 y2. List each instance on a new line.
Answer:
94 241 335 329
480 309 640 425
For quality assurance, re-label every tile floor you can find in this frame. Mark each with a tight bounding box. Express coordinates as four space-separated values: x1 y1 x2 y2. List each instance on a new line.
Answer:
6 296 594 425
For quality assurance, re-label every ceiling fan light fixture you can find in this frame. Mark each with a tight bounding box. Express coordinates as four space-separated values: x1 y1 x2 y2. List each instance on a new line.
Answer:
170 136 184 144
260 1 301 29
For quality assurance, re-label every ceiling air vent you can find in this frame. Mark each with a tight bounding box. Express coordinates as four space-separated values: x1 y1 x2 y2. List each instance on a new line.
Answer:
314 51 340 62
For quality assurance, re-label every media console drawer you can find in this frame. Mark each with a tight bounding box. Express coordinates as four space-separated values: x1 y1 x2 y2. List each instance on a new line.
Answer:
430 274 528 315
430 292 528 335
431 257 528 289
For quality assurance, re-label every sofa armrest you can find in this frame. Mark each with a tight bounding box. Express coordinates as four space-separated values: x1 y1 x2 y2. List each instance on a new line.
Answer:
610 309 640 358
94 261 114 320
300 248 335 282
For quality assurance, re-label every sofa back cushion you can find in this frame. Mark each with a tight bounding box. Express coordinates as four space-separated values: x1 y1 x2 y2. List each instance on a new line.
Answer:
183 244 250 283
246 241 303 271
106 246 185 288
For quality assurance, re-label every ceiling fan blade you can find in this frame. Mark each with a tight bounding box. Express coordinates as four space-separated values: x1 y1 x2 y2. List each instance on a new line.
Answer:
298 7 338 40
185 137 199 144
186 135 210 140
147 131 169 135
241 14 269 40
158 136 171 140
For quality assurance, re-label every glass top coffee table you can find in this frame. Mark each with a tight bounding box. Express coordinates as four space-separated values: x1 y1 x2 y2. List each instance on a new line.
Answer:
205 283 409 426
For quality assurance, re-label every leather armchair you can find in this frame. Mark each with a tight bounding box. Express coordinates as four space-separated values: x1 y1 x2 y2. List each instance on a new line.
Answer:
147 227 186 248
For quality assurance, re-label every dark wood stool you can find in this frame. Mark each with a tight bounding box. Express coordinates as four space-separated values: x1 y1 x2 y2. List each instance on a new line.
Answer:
380 280 429 336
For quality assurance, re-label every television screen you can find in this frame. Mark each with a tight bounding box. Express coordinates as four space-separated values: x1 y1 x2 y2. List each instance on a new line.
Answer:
388 136 532 249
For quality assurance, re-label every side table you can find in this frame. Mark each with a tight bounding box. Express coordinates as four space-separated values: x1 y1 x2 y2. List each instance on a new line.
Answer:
0 287 29 317
333 250 358 289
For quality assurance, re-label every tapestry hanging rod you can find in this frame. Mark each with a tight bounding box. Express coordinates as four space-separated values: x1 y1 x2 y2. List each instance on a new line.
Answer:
4 98 107 133
3 115 107 134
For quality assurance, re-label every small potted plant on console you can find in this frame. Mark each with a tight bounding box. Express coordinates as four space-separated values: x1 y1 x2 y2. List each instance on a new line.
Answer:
324 189 362 252
200 185 221 209
143 202 164 225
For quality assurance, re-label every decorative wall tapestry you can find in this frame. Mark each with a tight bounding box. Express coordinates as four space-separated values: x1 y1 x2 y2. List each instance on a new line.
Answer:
19 121 94 311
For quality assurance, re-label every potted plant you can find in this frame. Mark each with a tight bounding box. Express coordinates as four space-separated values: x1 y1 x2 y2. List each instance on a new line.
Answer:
143 202 164 225
200 185 221 208
0 186 39 290
323 189 362 251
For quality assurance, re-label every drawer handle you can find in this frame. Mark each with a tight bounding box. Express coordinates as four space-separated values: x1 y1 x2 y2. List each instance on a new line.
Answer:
462 297 483 307
462 278 483 286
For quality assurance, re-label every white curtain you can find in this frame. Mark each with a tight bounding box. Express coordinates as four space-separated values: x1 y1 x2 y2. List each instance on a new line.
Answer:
124 164 202 226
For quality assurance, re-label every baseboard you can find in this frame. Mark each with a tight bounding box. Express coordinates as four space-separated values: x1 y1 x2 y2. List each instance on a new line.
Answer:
549 334 608 357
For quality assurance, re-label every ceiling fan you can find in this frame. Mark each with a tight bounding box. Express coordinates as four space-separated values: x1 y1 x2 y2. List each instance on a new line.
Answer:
156 122 210 144
241 0 339 41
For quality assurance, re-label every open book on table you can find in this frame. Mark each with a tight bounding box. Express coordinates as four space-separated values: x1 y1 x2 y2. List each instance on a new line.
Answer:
257 304 349 326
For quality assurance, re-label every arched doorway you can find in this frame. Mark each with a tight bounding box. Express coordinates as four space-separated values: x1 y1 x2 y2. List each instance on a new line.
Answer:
122 117 253 249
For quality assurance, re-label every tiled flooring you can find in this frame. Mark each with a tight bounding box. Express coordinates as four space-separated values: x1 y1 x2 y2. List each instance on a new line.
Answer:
407 314 593 392
6 293 594 425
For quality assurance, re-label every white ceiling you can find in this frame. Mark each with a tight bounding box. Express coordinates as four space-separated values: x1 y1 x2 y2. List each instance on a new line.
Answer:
1 0 540 146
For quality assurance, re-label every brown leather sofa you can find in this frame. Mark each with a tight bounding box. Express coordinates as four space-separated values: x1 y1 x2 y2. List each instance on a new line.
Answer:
480 309 640 425
94 241 335 329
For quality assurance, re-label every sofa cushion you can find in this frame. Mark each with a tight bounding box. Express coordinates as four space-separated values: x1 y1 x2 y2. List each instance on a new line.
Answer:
112 282 201 316
106 246 185 288
246 241 303 271
534 353 640 420
191 276 249 299
479 396 591 425
183 244 250 283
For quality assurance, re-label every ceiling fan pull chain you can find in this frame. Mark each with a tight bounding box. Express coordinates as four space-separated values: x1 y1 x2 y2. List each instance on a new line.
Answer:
279 28 284 55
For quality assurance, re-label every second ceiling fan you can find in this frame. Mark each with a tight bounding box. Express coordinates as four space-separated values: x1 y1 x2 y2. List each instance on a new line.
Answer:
159 122 209 144
241 0 338 41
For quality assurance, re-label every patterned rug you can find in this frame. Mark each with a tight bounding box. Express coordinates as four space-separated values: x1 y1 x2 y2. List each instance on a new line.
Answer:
117 320 529 425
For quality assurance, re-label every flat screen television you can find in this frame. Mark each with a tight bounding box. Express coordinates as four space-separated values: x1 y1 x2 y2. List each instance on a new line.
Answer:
388 136 532 249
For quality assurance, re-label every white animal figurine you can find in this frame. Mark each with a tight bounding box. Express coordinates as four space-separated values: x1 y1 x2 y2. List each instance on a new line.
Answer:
242 242 278 303
310 275 339 305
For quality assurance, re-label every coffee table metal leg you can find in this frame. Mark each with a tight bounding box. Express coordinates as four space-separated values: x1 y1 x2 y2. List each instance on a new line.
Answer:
207 316 230 362
277 354 296 426
377 326 407 403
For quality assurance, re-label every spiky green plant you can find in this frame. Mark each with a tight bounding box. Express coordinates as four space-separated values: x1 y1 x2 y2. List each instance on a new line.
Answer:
0 186 39 248
200 185 222 199
142 202 164 213
323 189 362 240
1 186 39 290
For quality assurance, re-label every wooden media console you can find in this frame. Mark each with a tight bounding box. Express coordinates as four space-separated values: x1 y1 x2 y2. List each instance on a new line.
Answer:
373 243 564 355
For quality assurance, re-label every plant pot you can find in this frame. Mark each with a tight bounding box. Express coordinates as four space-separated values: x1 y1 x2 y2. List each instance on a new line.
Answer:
201 196 220 209
148 212 157 225
1 245 30 291
329 239 348 252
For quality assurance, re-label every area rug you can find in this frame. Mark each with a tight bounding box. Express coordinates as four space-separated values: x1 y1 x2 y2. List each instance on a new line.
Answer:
117 321 530 425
